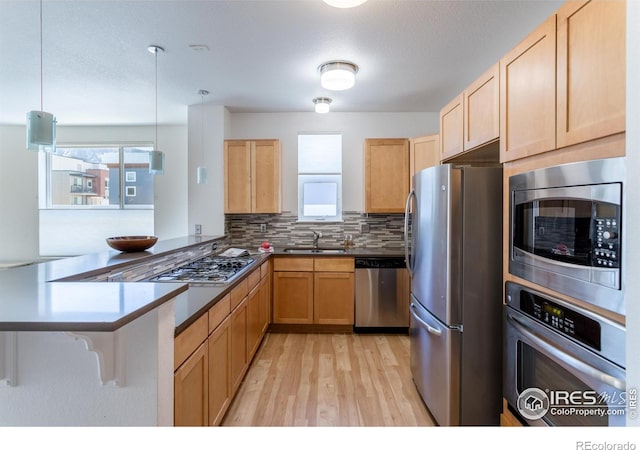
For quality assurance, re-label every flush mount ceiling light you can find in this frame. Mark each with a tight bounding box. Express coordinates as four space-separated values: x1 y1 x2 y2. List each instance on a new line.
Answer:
318 60 359 91
26 0 56 152
322 0 368 8
196 89 209 185
148 45 165 175
313 97 332 114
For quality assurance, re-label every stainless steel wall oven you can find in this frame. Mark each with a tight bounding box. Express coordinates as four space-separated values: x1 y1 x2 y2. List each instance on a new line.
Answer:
503 282 626 426
509 157 625 316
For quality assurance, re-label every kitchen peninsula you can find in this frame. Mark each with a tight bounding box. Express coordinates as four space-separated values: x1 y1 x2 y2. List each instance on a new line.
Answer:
0 235 229 426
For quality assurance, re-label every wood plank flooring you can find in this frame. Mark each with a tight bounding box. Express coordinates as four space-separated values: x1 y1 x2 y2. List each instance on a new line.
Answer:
221 332 435 426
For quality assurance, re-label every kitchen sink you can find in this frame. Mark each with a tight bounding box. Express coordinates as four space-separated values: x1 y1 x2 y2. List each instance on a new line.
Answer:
283 247 347 254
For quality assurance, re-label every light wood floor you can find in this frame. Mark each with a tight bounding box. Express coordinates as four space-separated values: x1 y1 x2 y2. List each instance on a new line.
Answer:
221 332 435 426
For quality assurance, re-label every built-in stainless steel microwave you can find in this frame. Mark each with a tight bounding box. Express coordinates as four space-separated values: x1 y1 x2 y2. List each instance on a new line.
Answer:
509 157 625 316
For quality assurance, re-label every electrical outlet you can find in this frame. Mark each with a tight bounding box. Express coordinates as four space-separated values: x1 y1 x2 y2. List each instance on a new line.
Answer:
260 223 267 233
195 224 202 235
360 223 370 233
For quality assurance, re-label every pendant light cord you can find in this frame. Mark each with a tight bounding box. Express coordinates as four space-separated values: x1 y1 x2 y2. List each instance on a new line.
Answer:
201 93 205 162
39 0 44 111
154 48 158 150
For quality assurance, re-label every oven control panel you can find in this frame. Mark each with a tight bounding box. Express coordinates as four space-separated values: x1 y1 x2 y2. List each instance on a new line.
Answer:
519 291 601 352
593 217 620 268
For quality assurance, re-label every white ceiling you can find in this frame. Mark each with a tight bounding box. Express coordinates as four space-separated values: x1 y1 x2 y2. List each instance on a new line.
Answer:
0 0 564 126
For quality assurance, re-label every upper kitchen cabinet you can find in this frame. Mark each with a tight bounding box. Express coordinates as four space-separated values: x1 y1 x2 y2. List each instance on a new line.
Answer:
440 62 499 162
463 63 499 151
364 138 410 214
556 0 625 148
224 139 281 214
409 134 439 184
500 14 557 163
439 94 463 161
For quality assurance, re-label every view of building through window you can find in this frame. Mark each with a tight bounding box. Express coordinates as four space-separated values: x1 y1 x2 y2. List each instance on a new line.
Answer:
48 146 154 209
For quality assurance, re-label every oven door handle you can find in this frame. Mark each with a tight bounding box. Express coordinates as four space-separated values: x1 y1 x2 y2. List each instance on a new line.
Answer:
507 313 625 391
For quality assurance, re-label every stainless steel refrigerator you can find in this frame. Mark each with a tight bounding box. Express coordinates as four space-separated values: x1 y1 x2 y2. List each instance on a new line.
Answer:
404 164 503 426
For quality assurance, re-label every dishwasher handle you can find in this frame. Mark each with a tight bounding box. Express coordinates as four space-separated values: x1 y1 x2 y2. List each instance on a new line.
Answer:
354 257 406 269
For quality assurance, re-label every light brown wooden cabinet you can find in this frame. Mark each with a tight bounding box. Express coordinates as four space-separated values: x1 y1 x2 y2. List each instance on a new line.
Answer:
409 134 439 183
363 138 409 213
440 63 499 162
224 139 281 214
439 94 463 161
556 0 625 148
463 62 499 151
174 261 271 427
272 256 355 325
174 313 209 426
500 1 625 163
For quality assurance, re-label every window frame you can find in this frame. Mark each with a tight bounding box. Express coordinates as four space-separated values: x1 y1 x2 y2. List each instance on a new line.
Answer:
297 132 343 223
43 143 154 210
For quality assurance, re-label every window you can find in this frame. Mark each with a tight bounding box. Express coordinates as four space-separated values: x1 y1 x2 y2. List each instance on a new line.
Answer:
298 133 342 221
45 145 154 209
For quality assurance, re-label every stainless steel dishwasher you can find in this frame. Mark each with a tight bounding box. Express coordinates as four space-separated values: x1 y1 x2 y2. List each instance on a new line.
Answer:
354 256 409 332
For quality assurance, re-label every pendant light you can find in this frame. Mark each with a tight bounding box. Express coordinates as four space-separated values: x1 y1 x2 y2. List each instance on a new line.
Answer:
26 0 56 152
323 0 368 7
148 45 165 175
196 90 209 185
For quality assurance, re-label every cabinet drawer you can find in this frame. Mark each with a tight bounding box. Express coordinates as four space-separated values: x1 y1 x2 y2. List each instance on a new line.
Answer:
260 260 270 279
174 313 208 371
208 294 231 334
230 278 249 310
314 257 354 272
273 257 314 272
247 268 261 291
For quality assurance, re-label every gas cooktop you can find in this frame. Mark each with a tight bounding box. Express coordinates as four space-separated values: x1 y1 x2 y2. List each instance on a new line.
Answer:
148 255 256 285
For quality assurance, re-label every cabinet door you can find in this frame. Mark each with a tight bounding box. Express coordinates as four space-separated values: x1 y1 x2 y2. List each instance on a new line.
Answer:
410 134 439 184
364 138 410 213
251 140 281 213
500 14 556 162
230 298 248 395
258 275 270 335
439 94 463 160
174 341 208 426
314 272 355 325
556 0 625 148
208 316 231 426
246 283 262 360
272 271 314 324
224 140 252 213
464 63 499 151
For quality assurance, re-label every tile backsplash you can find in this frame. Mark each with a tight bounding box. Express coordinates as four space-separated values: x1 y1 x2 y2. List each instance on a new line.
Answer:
225 211 406 250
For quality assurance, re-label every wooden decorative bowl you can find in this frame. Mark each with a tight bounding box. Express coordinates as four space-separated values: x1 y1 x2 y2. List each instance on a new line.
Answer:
106 236 158 252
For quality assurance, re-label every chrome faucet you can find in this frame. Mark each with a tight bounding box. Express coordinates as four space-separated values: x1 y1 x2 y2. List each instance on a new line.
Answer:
312 231 322 249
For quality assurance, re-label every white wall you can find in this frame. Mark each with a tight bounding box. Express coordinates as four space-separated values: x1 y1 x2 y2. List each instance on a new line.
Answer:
228 112 438 212
625 0 639 427
187 104 227 237
0 124 188 262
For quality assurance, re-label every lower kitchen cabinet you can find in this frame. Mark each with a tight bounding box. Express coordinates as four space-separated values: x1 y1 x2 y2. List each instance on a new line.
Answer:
314 272 354 325
174 341 209 426
208 315 231 426
230 296 248 395
272 271 314 324
272 256 355 326
174 259 272 426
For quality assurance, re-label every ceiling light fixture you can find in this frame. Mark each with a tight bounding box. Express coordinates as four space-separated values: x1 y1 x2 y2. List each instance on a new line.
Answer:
196 89 209 185
313 97 332 114
322 0 368 8
26 0 56 152
318 60 359 91
148 45 165 175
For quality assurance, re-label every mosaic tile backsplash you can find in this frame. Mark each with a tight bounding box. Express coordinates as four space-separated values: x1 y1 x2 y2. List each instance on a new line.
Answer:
225 211 406 250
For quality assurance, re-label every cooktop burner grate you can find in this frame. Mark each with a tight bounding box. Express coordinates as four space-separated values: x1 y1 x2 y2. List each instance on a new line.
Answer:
148 255 256 284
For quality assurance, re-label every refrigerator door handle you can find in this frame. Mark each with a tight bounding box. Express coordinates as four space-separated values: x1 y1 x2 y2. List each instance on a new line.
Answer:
404 189 416 275
410 303 442 336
